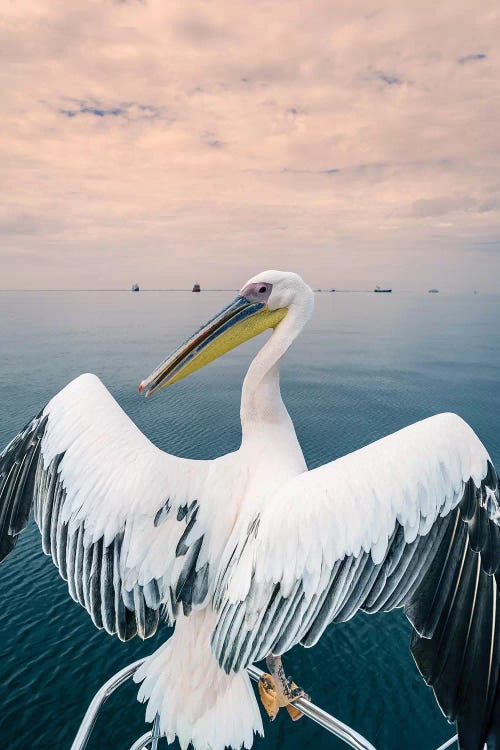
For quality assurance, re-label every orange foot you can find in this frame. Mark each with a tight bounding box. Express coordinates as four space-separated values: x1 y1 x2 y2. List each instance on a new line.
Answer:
258 655 310 722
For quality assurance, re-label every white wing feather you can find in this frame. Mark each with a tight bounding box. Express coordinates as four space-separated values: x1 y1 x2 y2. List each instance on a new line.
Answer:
0 373 214 637
213 412 497 664
42 374 209 581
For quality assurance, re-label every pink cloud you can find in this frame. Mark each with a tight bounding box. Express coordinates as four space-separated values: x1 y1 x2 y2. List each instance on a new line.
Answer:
1 0 499 290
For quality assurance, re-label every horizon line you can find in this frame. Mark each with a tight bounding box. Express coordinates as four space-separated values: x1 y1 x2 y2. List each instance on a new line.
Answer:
0 288 488 294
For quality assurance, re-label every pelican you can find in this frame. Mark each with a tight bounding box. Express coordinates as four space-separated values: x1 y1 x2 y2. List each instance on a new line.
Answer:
0 270 499 750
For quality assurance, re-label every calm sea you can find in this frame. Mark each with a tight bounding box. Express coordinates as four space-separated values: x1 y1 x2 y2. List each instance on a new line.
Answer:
0 290 499 750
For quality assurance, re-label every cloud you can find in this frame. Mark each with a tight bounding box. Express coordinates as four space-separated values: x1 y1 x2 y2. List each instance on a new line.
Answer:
405 196 476 217
57 99 163 120
174 13 229 42
458 53 487 65
201 132 225 148
402 195 499 218
282 167 341 175
369 70 403 85
0 0 499 290
60 101 124 118
474 239 500 254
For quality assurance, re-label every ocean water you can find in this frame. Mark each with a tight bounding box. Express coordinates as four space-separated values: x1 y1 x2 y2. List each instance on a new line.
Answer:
0 289 499 750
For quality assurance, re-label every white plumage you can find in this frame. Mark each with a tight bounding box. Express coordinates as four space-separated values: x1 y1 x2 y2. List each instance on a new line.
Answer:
0 270 498 750
212 412 493 663
135 609 263 750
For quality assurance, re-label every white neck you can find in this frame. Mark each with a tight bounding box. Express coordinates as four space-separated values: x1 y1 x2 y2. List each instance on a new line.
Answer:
240 303 311 440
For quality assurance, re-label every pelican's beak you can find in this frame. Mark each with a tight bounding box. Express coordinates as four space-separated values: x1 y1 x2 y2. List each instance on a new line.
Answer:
139 296 287 397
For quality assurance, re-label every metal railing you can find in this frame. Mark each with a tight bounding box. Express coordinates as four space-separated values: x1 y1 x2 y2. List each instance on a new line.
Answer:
435 738 459 750
70 658 458 750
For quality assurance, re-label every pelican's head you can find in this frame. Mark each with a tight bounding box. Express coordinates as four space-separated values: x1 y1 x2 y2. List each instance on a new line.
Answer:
139 270 313 397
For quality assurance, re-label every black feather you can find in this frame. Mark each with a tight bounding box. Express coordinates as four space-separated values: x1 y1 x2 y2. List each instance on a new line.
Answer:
73 525 86 606
100 542 116 634
175 536 202 601
405 511 464 638
89 539 103 629
175 513 198 557
459 478 477 522
0 406 165 648
66 528 79 602
133 585 147 639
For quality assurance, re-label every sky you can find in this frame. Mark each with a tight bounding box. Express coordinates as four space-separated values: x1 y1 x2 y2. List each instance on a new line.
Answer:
1 0 499 291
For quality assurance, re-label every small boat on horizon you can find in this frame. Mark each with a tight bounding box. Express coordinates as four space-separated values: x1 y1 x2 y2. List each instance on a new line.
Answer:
428 289 439 293
192 282 201 292
374 285 392 293
131 283 140 292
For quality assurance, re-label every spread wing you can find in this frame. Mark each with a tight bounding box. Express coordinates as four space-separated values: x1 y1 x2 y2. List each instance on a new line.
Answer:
0 373 214 640
212 413 500 750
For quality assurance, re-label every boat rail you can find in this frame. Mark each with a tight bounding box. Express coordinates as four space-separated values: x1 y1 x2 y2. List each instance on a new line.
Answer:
70 658 458 750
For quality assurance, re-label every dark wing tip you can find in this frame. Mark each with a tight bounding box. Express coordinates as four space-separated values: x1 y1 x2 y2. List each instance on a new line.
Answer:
408 461 500 750
0 415 48 562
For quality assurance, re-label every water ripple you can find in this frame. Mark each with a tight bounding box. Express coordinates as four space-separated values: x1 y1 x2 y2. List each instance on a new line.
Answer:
0 291 498 749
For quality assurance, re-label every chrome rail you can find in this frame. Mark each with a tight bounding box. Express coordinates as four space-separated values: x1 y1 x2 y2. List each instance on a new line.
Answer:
70 657 458 750
70 659 146 750
247 664 376 750
129 732 155 750
435 738 458 750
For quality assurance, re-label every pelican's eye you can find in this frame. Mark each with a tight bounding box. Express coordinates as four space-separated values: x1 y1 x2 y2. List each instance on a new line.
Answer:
240 281 273 303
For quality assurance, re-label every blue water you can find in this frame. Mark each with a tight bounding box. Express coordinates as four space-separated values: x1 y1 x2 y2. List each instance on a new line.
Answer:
0 290 499 750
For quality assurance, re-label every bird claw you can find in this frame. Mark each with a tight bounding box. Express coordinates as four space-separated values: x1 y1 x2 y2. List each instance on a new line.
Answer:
258 673 280 721
285 678 310 721
288 678 310 702
257 671 309 723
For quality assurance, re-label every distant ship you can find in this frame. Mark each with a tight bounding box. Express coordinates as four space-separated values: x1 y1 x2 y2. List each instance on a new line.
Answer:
192 282 201 292
131 283 140 292
428 288 439 293
374 285 392 293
